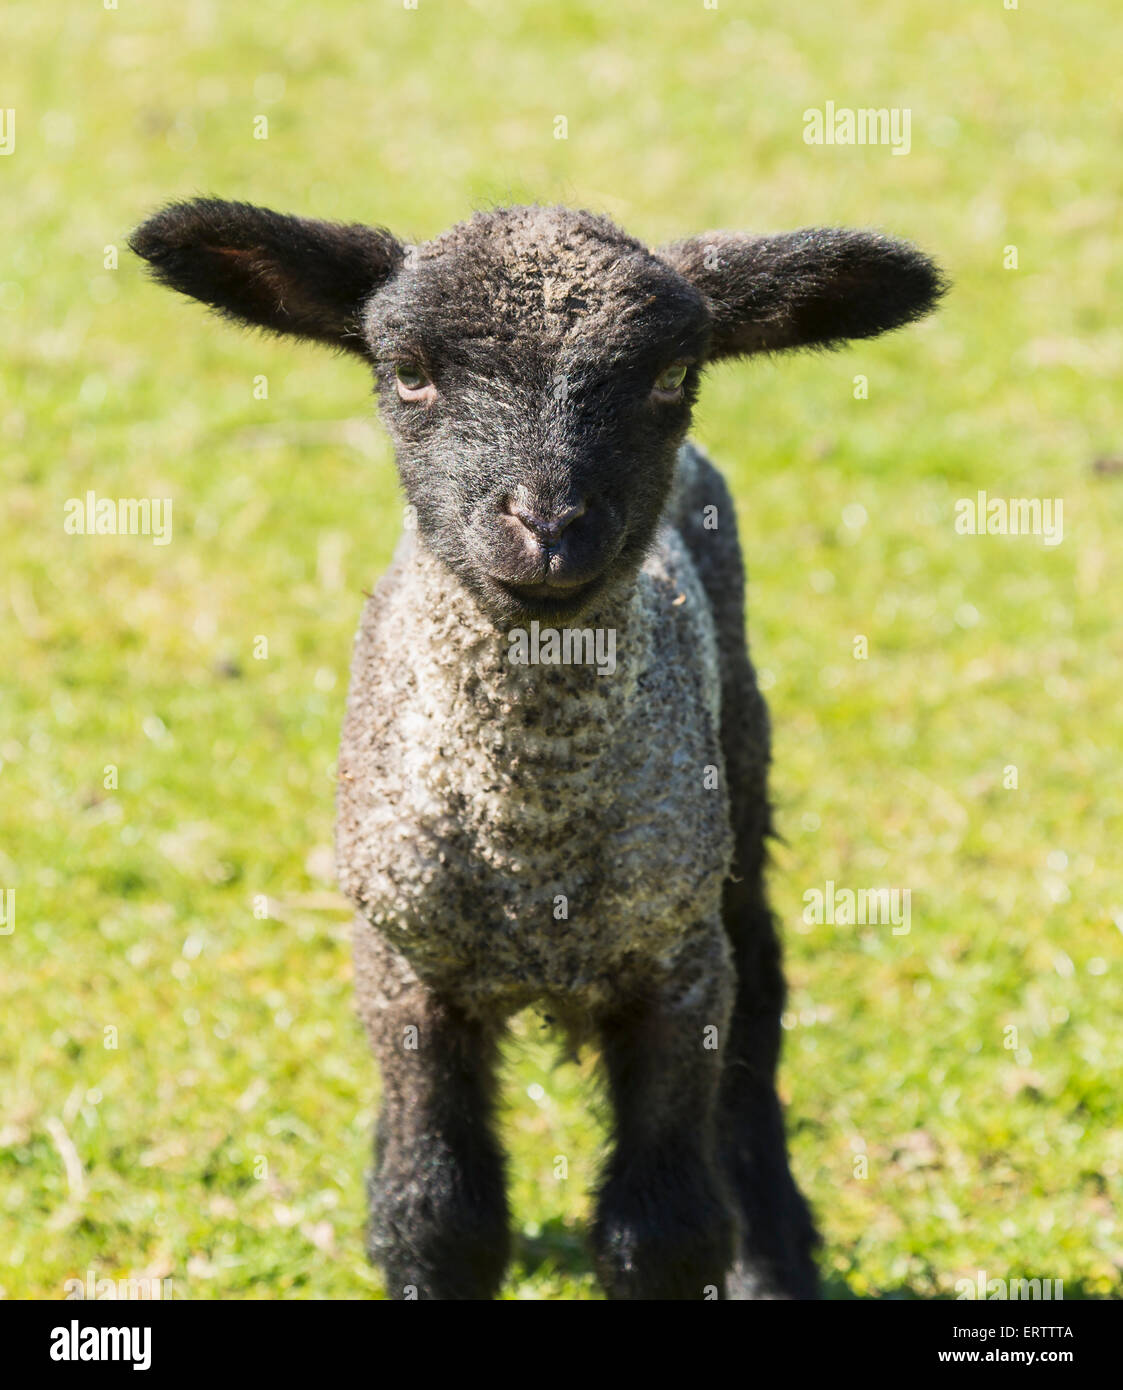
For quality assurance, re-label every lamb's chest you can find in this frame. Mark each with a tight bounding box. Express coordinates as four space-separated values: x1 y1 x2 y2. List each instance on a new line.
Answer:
337 530 732 995
349 663 729 994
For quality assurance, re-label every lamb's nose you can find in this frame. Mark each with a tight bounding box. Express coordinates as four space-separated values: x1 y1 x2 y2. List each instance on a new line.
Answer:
510 499 587 544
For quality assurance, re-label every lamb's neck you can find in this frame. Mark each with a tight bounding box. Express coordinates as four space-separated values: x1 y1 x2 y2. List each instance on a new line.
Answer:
394 536 653 767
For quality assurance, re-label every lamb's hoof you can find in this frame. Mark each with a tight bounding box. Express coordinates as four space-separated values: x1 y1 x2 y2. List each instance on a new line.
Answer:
726 1257 820 1300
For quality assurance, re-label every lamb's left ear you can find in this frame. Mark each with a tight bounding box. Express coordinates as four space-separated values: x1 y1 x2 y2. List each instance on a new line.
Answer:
659 228 946 360
129 198 405 357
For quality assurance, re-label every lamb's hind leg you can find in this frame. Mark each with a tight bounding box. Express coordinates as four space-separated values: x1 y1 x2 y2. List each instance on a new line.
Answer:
592 938 736 1300
353 921 510 1300
672 445 818 1295
720 877 820 1299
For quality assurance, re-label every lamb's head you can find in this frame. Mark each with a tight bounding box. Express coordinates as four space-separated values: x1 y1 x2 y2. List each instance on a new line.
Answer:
365 207 716 623
131 200 945 623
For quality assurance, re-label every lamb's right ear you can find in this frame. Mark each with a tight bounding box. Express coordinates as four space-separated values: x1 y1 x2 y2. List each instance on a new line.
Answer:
659 228 946 360
129 198 405 357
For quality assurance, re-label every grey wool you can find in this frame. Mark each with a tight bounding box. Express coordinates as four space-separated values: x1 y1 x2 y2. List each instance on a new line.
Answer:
130 198 945 1300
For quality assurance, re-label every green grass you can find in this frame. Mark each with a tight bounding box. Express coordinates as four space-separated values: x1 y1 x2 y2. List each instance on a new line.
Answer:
2 0 1121 1300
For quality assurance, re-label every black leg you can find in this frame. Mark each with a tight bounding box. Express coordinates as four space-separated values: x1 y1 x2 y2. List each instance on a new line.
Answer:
720 880 820 1299
592 944 736 1300
354 921 510 1300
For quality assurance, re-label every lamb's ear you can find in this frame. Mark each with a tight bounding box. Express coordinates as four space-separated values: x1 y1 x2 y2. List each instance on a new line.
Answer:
659 228 946 360
129 198 405 357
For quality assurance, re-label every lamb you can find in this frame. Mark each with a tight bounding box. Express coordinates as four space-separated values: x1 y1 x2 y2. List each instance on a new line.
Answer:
130 199 944 1300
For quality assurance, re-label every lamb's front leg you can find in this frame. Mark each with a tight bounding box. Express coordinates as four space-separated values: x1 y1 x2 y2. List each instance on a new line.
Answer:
592 937 736 1300
353 921 510 1300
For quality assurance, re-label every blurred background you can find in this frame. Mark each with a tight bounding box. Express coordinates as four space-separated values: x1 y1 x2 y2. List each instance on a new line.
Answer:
1 0 1120 1298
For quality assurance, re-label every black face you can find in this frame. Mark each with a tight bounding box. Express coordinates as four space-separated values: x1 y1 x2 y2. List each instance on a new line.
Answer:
363 211 712 624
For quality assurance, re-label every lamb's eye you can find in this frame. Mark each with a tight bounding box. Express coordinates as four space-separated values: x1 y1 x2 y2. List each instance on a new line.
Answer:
652 362 689 397
395 364 434 401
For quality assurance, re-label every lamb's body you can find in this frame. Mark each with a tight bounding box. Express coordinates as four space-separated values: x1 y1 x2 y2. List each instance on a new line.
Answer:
338 440 815 1301
339 442 737 1014
131 193 942 1300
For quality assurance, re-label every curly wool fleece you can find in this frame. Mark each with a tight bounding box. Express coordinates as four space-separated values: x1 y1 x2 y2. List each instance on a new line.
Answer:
337 440 739 1016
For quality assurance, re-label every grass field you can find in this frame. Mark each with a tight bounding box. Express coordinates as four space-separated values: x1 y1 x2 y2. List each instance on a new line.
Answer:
2 0 1121 1299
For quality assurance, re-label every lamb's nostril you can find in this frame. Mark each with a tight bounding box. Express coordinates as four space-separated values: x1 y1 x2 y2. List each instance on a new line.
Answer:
510 499 587 544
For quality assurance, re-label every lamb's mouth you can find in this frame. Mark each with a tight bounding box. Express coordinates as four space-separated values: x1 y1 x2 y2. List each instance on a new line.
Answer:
495 574 602 614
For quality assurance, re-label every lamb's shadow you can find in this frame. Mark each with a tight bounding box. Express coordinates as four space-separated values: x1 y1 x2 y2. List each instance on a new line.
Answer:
510 1216 594 1284
506 1247 1117 1299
